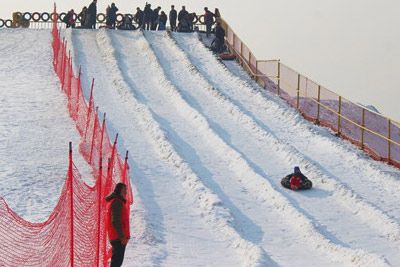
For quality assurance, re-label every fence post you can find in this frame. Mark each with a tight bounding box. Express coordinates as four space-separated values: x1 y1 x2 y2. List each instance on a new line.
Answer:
76 67 82 116
316 85 321 124
84 79 95 139
96 157 102 267
361 108 365 149
388 119 391 162
337 96 342 135
68 142 74 267
255 60 259 84
277 60 281 95
89 106 99 164
296 74 300 109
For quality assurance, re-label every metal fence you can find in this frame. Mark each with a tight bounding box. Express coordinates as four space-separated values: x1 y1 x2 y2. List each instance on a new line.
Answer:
220 18 400 168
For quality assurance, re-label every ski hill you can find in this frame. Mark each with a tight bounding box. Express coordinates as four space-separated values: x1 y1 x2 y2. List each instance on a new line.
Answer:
1 28 400 267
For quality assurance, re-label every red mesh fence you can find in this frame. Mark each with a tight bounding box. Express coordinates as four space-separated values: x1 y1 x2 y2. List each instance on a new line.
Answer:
0 4 133 266
220 18 400 168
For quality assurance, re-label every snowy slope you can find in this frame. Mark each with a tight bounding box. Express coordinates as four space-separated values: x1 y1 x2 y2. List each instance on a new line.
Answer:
0 29 92 222
1 28 400 267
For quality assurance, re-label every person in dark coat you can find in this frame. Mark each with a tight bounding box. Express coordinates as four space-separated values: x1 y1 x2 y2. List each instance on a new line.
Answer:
143 3 152 30
204 7 215 37
87 0 97 29
78 6 88 28
281 166 313 190
63 9 76 28
134 7 144 28
158 11 167 31
106 183 130 267
211 21 225 53
188 12 197 32
151 6 161 30
177 13 190 32
117 14 136 31
178 6 189 23
106 3 118 29
169 5 177 31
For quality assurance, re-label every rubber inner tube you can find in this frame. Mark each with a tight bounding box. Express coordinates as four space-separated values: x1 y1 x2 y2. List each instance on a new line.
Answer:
0 19 4 28
32 12 41 22
192 14 199 24
96 13 106 23
51 12 58 22
23 12 32 21
59 12 66 22
198 15 205 25
116 13 124 23
41 12 50 22
5 19 12 28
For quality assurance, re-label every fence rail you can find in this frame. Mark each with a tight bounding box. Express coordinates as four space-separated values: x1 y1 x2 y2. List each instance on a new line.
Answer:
220 18 400 168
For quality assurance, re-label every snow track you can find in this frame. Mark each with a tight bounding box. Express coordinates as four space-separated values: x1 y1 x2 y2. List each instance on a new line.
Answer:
71 29 264 266
172 32 400 266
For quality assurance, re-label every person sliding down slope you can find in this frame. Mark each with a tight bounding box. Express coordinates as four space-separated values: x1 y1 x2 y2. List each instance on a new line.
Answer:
281 166 312 190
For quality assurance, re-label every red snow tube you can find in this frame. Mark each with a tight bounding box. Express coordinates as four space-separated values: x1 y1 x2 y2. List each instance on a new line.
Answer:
219 53 236 60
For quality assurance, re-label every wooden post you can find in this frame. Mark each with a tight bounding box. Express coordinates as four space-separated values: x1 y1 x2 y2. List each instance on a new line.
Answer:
296 74 300 109
96 157 102 267
255 60 259 84
337 96 342 135
388 119 391 162
277 60 281 95
361 108 365 149
316 85 321 124
68 142 74 267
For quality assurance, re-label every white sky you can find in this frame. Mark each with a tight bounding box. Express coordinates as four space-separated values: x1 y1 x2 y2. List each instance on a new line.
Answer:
1 0 399 122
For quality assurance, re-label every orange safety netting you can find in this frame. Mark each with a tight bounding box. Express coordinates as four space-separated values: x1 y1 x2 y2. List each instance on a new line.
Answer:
0 4 133 267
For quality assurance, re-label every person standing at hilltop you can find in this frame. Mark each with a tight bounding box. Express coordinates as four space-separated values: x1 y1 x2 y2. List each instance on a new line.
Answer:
169 5 177 31
87 0 97 29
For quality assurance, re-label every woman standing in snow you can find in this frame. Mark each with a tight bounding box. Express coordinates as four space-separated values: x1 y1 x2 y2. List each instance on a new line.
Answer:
106 183 130 267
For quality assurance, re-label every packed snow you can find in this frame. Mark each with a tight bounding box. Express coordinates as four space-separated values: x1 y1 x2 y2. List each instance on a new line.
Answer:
1 28 400 267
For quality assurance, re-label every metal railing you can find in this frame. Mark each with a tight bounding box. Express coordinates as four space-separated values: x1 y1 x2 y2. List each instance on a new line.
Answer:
220 18 400 168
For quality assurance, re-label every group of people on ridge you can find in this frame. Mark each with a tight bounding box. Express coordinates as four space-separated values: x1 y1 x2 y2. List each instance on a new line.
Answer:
62 1 221 34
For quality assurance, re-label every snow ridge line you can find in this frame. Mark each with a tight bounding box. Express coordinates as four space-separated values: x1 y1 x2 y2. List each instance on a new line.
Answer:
66 30 156 266
95 29 269 267
171 33 400 241
191 33 400 213
138 31 391 267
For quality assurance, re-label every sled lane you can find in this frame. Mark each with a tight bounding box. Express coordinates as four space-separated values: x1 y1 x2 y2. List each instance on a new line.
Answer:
0 29 91 222
100 30 274 266
143 31 396 266
172 32 400 265
71 29 247 266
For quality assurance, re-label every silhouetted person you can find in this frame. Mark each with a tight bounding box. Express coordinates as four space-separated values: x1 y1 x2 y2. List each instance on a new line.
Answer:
87 0 97 29
204 7 215 37
151 6 161 30
78 6 88 28
169 5 177 31
158 11 167 30
143 3 152 30
178 6 188 23
63 9 76 28
134 7 144 28
211 22 225 53
106 3 118 29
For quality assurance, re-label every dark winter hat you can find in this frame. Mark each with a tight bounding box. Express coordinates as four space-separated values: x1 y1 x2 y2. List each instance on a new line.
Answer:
294 166 301 173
